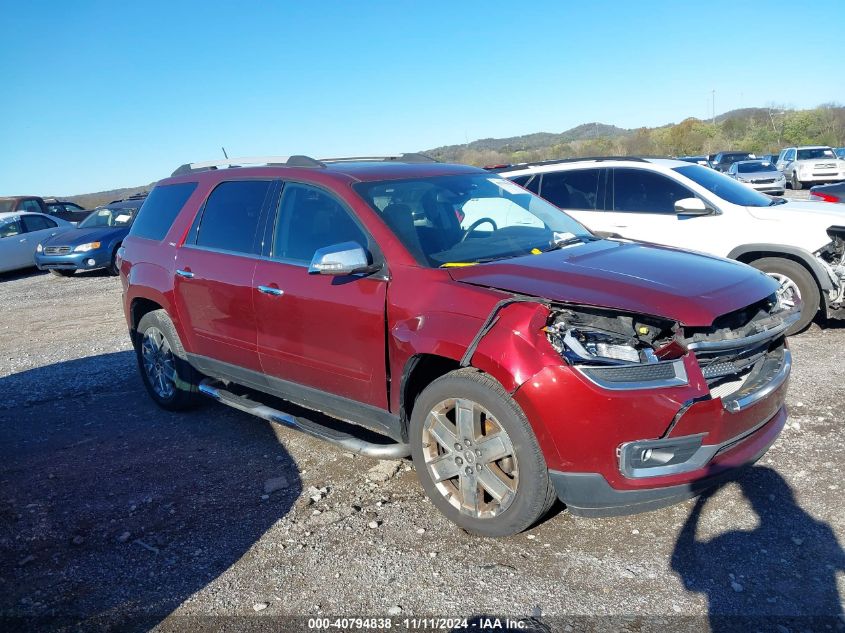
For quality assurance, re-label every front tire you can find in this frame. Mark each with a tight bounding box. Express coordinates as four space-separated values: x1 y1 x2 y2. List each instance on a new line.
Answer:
750 257 819 334
136 309 201 410
791 173 803 190
410 369 555 537
107 247 120 276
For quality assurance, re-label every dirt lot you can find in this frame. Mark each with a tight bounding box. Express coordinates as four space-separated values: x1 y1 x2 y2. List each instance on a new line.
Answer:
1 235 843 631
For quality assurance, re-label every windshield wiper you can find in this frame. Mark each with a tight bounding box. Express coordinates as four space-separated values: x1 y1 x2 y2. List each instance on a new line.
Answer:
544 234 596 251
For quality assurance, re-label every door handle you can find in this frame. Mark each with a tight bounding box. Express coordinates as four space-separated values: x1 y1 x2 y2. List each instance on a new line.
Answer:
257 285 284 296
19 238 27 243
176 269 194 278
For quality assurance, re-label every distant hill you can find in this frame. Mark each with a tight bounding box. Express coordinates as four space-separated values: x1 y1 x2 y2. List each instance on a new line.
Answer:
427 123 631 162
59 104 844 203
58 184 155 210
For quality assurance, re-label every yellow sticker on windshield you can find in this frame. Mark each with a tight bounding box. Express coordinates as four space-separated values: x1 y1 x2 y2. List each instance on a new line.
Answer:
531 248 542 255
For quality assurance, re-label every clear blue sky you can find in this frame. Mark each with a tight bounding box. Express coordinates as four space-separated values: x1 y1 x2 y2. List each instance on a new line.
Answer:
1 0 843 195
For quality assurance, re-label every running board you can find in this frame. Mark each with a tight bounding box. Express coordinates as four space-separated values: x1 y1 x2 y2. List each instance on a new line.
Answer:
198 379 410 459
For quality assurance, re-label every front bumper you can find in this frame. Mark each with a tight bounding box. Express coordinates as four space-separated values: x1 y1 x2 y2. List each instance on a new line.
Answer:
549 404 785 517
744 180 785 194
35 249 111 271
513 340 790 515
797 171 845 184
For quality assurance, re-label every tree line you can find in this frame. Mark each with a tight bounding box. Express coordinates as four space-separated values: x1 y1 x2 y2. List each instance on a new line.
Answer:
428 104 845 167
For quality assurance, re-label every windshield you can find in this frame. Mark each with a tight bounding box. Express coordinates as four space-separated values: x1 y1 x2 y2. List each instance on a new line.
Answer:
78 206 137 229
354 173 594 267
797 147 835 160
0 200 15 213
720 153 754 164
737 161 777 173
674 164 776 207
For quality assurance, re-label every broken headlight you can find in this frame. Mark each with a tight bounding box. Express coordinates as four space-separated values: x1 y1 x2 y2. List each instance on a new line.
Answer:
545 308 688 390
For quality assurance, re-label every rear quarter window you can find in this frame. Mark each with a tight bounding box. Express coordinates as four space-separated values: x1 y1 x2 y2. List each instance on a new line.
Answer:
130 183 198 240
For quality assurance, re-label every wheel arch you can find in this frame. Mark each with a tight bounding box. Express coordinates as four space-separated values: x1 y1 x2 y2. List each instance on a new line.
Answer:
129 297 164 346
399 353 463 440
728 243 832 292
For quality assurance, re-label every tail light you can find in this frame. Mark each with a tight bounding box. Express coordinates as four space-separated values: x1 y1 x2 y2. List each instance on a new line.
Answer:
810 191 841 203
454 207 465 223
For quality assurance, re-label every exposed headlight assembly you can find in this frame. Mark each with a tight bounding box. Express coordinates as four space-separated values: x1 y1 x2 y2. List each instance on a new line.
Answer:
74 241 101 252
545 308 688 390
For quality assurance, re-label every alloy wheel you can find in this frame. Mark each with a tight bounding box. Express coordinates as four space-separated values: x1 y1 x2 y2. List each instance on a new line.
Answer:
421 397 518 518
141 326 177 399
768 272 801 309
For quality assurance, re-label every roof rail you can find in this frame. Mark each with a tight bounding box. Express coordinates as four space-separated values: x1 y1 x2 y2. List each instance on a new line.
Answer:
320 153 438 164
485 156 652 171
171 155 325 177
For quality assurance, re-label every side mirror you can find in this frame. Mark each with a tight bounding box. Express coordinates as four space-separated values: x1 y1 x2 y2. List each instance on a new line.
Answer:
674 198 712 217
308 241 378 276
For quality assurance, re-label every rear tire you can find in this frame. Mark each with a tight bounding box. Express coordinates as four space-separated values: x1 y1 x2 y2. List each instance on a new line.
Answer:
750 257 819 334
50 269 75 277
410 368 555 537
136 309 201 410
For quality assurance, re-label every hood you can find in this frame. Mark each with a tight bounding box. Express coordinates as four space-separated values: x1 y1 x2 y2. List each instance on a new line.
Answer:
746 199 845 222
42 226 129 247
737 170 782 181
448 239 778 327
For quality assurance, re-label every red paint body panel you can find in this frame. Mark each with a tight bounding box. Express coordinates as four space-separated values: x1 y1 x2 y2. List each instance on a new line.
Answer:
448 240 779 327
173 248 261 372
253 258 388 407
513 359 788 491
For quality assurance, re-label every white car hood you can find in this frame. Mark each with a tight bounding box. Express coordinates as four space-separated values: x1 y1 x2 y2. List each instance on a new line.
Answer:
744 200 845 251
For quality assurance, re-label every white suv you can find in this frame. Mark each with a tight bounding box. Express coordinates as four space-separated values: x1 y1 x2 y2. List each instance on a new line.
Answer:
776 146 845 190
499 157 845 333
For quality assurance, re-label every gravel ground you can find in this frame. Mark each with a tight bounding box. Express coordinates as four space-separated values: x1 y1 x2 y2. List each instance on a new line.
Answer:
1 260 843 633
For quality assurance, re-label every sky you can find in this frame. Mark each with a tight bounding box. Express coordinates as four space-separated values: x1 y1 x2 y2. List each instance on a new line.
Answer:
1 0 843 195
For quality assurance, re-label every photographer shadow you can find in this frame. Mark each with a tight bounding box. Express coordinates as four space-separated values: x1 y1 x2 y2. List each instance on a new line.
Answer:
671 466 845 631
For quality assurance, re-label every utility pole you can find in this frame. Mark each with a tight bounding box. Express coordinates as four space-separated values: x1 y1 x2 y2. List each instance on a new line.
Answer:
711 90 716 125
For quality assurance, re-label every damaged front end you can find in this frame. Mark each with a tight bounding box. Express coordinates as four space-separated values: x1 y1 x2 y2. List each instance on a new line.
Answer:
815 226 845 315
544 292 798 407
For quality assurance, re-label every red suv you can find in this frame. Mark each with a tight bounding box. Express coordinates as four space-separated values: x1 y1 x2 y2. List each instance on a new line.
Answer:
120 155 796 537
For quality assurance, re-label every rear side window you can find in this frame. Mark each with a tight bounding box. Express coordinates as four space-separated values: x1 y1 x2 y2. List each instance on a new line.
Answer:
21 215 56 232
20 199 42 213
195 180 273 254
508 174 540 194
131 183 197 241
613 168 692 214
540 169 602 210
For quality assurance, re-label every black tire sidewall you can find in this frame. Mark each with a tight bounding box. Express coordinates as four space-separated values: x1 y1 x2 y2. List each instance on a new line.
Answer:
136 310 199 410
410 370 551 537
751 257 819 334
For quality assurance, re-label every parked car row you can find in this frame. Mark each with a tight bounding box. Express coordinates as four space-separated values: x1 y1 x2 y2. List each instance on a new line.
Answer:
0 193 146 276
6 152 844 538
676 145 845 192
0 195 90 224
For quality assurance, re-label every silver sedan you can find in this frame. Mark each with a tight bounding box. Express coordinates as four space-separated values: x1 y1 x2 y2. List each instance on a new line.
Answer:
0 212 73 274
726 160 786 195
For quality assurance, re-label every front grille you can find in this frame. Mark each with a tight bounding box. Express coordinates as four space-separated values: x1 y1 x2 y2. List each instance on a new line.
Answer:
752 178 775 184
44 246 71 255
